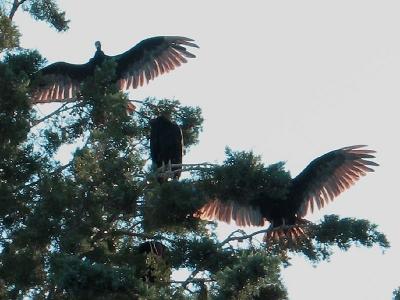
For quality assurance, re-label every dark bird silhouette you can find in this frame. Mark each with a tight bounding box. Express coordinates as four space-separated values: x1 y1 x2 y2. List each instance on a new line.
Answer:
150 116 183 183
138 241 168 283
196 145 378 241
138 241 167 258
32 36 198 106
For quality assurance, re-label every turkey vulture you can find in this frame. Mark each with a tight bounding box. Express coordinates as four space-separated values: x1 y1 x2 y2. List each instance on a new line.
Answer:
138 241 168 283
150 116 183 183
196 145 378 241
138 241 167 258
32 36 199 105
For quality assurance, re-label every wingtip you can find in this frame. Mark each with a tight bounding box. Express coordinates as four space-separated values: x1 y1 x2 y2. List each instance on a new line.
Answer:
342 145 369 150
167 36 200 48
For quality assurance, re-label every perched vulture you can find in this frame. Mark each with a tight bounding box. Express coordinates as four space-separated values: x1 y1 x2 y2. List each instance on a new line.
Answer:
196 145 378 241
32 36 199 108
138 241 167 258
138 241 168 283
150 116 183 183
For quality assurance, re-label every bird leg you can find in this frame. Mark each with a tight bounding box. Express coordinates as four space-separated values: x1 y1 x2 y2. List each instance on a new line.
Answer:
156 161 168 181
168 159 172 173
156 160 179 181
164 159 176 178
156 162 218 181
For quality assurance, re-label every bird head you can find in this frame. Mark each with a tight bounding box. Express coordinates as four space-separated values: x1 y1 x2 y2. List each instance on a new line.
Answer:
95 41 102 51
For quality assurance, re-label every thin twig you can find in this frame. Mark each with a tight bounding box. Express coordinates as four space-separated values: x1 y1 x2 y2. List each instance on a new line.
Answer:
20 162 72 190
156 162 218 178
31 102 81 128
182 270 200 288
111 230 174 243
220 228 270 246
170 278 215 284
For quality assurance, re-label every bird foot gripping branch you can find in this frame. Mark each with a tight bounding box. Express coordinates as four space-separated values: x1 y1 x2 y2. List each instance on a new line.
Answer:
156 162 218 182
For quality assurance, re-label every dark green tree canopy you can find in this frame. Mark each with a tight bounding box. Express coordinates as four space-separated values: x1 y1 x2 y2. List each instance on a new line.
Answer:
1 0 69 53
394 287 400 300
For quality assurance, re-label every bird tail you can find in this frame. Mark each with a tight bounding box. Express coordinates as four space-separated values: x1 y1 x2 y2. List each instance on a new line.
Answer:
263 219 311 244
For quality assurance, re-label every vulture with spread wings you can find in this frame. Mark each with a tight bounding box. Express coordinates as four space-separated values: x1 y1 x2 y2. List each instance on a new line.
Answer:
32 36 198 108
196 145 378 241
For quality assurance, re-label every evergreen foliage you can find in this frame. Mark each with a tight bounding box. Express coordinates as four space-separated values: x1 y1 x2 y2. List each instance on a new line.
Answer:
394 287 400 300
195 148 291 210
22 0 69 32
0 10 20 52
0 0 69 53
0 10 390 300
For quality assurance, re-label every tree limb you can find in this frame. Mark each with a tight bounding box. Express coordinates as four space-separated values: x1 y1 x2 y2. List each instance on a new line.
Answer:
8 0 27 20
20 161 73 190
111 230 174 243
220 228 270 246
30 102 81 128
170 278 215 285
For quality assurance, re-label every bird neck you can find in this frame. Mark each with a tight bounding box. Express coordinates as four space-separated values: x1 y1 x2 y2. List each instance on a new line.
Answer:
90 50 106 64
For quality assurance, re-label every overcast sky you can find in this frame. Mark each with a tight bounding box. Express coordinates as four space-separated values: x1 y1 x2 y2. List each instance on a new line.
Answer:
14 1 400 299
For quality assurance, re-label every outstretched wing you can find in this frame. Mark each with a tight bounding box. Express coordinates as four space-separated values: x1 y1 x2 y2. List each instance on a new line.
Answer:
292 145 378 217
195 199 267 227
32 61 94 103
114 36 198 90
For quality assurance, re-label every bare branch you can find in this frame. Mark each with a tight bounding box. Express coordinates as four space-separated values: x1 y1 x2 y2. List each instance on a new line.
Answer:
111 230 175 243
170 278 215 284
156 162 219 180
220 228 270 246
30 102 81 128
8 0 27 20
20 162 73 190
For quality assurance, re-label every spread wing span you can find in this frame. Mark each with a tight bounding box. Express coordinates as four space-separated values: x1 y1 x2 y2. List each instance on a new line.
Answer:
33 36 198 103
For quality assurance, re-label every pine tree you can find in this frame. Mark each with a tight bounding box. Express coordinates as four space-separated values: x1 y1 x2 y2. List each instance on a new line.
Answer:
0 5 390 300
1 0 69 53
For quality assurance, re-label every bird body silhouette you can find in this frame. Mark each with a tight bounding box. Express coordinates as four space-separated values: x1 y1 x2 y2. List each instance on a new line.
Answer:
196 145 378 241
138 241 167 258
138 241 168 283
150 116 183 183
32 36 198 103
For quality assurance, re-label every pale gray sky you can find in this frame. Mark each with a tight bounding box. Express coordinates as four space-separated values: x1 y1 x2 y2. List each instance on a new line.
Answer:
15 1 400 299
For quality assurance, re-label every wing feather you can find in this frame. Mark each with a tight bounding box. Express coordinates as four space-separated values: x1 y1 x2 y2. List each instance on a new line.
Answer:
196 199 267 227
293 145 378 217
114 36 198 91
32 62 93 103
